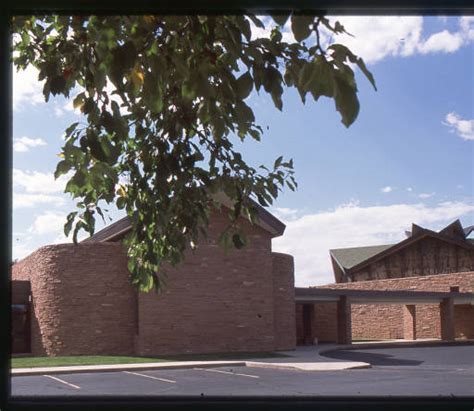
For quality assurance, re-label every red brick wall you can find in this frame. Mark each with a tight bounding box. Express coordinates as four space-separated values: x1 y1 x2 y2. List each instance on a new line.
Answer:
12 208 296 357
313 303 337 342
12 219 296 356
455 305 474 339
311 272 474 341
135 209 289 355
272 252 296 350
11 243 137 356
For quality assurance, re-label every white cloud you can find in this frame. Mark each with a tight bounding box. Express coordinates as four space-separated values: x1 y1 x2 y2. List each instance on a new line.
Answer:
13 65 45 110
273 200 474 286
460 16 474 40
28 211 68 237
407 187 413 192
13 193 66 209
443 112 474 141
326 16 473 64
13 136 47 153
328 16 423 64
13 169 71 194
272 207 300 219
418 192 435 199
12 240 35 261
249 15 273 40
381 186 393 193
418 30 463 54
28 210 89 243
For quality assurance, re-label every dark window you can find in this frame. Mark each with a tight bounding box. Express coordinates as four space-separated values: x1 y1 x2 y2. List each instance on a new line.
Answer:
12 303 31 354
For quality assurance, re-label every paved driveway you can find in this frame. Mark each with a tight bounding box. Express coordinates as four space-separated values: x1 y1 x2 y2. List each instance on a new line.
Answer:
11 345 474 397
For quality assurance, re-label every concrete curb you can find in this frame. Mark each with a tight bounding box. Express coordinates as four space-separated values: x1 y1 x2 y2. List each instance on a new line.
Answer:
11 361 247 376
318 339 474 358
12 358 371 376
245 361 370 371
17 340 469 376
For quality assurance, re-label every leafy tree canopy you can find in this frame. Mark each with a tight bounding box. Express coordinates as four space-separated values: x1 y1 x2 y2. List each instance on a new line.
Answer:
11 14 376 292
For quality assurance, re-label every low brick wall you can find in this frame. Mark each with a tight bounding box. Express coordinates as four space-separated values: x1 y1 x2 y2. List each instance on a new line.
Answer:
11 243 137 356
296 272 474 343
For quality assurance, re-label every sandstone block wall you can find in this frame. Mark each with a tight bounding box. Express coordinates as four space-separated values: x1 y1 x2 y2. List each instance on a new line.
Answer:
11 243 137 356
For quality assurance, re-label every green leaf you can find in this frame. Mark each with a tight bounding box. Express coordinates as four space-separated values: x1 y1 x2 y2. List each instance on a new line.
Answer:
274 155 283 169
116 196 127 210
333 71 360 127
247 15 264 29
64 122 79 138
72 93 85 111
232 233 246 249
271 14 290 27
49 75 67 96
235 101 255 125
217 230 231 251
86 130 108 161
64 212 77 237
235 72 253 99
54 160 71 178
181 80 196 101
355 57 377 91
291 15 314 42
308 57 335 101
299 61 315 91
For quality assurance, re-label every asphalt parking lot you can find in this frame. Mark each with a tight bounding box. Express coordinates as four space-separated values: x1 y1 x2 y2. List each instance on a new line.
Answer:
11 345 474 397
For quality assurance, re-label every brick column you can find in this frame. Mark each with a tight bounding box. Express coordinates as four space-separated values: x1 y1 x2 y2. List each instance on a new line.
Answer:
440 297 455 341
403 305 416 340
302 304 315 345
337 296 352 345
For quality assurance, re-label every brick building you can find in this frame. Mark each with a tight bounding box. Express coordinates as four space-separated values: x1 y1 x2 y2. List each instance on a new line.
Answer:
11 210 474 357
11 201 295 356
296 220 474 344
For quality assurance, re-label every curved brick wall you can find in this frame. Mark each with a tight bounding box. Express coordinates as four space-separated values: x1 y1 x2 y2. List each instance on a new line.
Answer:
12 243 137 356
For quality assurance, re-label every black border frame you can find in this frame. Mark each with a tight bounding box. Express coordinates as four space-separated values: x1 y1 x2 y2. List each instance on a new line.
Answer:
2 1 474 410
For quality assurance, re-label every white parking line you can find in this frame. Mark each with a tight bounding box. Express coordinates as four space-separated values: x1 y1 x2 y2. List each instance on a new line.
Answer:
194 368 260 379
123 371 176 383
43 375 81 389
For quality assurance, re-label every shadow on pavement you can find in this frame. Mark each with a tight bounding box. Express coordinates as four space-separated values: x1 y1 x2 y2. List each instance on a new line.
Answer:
322 350 424 366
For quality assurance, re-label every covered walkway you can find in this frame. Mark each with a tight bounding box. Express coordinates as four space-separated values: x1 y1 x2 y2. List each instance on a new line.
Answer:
295 288 474 345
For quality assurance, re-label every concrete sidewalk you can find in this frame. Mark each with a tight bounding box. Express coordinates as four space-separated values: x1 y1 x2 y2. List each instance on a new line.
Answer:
15 339 470 376
12 345 370 376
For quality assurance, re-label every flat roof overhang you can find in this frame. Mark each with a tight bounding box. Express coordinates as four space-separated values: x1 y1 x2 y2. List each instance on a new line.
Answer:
295 287 474 305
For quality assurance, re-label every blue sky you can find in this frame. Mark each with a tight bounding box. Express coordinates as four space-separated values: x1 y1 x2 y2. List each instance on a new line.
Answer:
12 16 474 285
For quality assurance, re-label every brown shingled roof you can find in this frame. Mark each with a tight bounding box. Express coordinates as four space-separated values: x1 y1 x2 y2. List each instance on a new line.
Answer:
82 196 286 243
330 220 474 281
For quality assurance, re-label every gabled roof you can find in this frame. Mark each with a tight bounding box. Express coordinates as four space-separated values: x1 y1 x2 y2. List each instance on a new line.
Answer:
464 225 474 238
330 244 393 271
82 196 286 243
438 219 465 240
330 220 474 281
